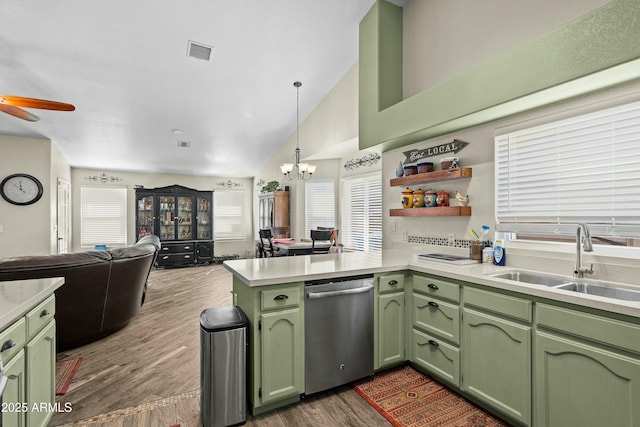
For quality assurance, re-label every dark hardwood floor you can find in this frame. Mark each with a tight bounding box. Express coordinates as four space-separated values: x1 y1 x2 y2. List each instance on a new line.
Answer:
50 265 389 427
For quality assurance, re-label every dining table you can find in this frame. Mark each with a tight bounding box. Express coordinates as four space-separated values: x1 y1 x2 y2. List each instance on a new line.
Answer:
272 238 332 256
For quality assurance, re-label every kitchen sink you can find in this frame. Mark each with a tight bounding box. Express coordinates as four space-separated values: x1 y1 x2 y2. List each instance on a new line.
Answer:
490 270 572 287
554 283 640 301
489 270 640 302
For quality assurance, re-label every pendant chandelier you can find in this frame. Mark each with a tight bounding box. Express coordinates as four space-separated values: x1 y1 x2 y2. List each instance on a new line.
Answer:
280 81 316 181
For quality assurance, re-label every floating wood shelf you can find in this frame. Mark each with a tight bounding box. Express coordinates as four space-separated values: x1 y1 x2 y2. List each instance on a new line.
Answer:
390 167 472 187
389 206 472 217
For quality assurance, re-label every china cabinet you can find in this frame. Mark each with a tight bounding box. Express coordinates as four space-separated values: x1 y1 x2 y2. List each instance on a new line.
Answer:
135 185 213 267
258 191 289 237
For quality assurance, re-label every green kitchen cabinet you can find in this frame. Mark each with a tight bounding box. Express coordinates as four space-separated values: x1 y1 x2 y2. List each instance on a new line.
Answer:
232 278 304 415
26 320 56 427
2 349 26 427
535 303 640 427
410 273 461 387
1 294 56 427
375 273 405 369
462 287 532 427
260 308 303 404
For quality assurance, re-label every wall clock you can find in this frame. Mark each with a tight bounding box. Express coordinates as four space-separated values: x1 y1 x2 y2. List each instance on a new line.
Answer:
0 173 44 205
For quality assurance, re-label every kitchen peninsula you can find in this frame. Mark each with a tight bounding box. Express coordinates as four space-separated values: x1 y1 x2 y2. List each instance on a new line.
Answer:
224 250 640 426
1 277 64 427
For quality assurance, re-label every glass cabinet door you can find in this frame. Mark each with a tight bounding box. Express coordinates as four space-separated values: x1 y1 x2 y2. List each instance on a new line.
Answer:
177 196 193 240
137 195 155 239
197 196 212 239
159 195 175 240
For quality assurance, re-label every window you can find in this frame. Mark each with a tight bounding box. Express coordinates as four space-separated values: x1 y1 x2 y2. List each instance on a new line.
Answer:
341 173 382 251
80 186 127 247
495 99 640 243
214 190 246 240
305 180 335 236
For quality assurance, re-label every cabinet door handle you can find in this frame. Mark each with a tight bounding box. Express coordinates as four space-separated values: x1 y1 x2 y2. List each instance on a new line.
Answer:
274 294 289 301
427 283 439 290
428 339 439 347
1 339 16 352
40 309 50 318
387 279 398 286
427 301 439 308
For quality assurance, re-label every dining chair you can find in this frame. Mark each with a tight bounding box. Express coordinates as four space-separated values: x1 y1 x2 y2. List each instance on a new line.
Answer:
317 227 338 248
259 229 285 257
311 229 334 254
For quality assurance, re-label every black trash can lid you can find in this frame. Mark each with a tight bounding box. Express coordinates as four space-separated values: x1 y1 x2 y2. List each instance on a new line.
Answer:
200 305 248 332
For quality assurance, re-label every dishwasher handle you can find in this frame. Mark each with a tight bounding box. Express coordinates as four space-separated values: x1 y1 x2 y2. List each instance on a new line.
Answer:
307 284 374 299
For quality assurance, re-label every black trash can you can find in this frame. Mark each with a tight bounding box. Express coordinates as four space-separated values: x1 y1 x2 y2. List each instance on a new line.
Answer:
200 306 248 427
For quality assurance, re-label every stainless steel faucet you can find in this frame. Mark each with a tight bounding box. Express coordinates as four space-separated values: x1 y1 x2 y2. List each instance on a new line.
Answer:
574 223 594 278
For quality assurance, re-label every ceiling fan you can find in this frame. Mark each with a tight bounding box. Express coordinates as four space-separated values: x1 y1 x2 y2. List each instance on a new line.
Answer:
0 95 75 122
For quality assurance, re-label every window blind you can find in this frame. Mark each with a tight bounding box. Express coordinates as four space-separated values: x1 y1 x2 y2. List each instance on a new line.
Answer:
495 100 640 237
305 180 335 236
213 190 246 241
341 173 382 251
80 186 127 246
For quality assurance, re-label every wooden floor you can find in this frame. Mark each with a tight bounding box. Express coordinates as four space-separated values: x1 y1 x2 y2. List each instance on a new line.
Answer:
50 265 389 427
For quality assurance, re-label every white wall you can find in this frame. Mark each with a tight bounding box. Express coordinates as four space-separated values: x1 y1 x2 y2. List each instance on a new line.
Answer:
0 135 61 257
70 168 255 258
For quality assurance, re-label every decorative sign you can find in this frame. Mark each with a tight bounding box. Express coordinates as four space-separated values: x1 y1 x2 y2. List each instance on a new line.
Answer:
216 179 242 188
84 173 122 183
344 153 381 170
402 139 469 164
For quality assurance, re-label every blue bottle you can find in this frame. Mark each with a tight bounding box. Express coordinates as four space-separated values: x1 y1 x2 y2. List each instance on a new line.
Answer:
493 245 506 266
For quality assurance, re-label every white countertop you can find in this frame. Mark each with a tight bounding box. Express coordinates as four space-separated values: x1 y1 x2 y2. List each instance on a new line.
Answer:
0 277 64 331
224 250 640 319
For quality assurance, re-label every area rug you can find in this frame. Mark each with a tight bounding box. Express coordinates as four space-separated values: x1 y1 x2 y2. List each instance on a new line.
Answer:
354 365 508 427
56 357 83 395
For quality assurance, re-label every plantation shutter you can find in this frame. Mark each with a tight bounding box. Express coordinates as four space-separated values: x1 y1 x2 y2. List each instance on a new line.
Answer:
305 180 335 236
80 186 127 246
495 100 640 237
214 190 246 240
341 173 382 251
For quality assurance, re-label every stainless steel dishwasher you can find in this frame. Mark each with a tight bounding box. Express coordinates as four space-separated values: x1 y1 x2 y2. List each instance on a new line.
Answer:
304 274 374 395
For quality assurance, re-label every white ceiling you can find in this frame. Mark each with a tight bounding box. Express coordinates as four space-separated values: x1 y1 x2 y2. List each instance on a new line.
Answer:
0 0 400 178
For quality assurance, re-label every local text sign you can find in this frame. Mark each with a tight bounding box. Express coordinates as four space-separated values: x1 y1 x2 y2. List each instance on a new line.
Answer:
402 139 469 164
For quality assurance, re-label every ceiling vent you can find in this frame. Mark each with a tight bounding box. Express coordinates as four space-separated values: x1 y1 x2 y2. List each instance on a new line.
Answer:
177 141 191 148
187 41 213 61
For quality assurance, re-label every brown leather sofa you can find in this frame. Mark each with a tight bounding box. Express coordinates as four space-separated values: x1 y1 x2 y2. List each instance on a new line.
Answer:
0 235 160 351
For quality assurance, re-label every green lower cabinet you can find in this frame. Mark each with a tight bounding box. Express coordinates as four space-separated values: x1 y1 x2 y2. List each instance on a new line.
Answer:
25 320 56 427
2 349 26 427
260 308 303 405
377 292 405 369
535 330 640 427
462 308 531 426
413 328 460 387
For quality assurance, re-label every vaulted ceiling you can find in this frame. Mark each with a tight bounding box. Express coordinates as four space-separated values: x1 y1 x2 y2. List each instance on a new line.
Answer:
0 1 399 177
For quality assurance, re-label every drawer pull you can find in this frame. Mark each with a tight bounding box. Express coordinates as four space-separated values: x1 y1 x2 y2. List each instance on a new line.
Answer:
1 339 16 352
162 247 170 251
388 279 398 286
184 255 191 259
274 294 289 301
427 283 439 290
427 301 439 308
40 309 50 318
162 255 170 260
184 246 191 250
428 339 439 347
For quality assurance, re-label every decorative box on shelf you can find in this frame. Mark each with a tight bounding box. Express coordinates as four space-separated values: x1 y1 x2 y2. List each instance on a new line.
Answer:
390 167 472 187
